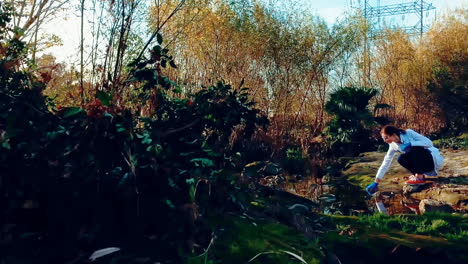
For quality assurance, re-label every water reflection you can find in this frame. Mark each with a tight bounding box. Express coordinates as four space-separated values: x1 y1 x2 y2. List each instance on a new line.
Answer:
281 176 368 215
370 192 422 215
282 175 423 216
282 177 334 202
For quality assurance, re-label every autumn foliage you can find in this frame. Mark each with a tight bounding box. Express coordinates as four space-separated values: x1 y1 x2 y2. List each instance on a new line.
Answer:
1 1 467 263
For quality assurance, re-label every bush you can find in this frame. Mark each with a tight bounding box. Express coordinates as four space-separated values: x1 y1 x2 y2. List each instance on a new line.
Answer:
433 133 468 150
0 18 268 262
324 86 379 157
282 147 307 174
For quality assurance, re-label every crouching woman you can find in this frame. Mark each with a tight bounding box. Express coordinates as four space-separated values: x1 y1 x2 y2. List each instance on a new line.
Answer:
366 125 444 195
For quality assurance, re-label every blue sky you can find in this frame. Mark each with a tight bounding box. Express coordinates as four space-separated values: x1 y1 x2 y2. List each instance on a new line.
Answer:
302 0 466 24
43 0 466 63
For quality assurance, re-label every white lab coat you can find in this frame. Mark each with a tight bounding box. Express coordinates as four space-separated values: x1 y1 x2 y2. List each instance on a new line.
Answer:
375 129 444 180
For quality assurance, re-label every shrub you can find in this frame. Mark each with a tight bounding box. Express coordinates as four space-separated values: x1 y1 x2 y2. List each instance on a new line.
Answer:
324 86 379 157
433 133 468 150
0 17 268 262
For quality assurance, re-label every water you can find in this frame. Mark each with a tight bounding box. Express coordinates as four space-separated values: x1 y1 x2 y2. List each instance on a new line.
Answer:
278 175 466 264
281 175 420 216
371 191 424 215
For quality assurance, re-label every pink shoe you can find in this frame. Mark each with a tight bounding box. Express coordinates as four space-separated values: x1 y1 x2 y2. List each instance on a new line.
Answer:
405 175 425 184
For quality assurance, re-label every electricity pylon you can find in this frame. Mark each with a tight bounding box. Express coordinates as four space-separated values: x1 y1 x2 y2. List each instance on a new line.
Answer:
351 0 436 86
359 0 436 37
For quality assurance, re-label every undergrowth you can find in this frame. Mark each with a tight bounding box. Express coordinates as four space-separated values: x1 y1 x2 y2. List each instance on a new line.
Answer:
356 212 467 242
433 133 468 150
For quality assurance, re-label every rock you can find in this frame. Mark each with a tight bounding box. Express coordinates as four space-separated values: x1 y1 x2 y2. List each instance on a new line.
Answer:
295 174 304 181
288 204 309 214
259 175 284 187
244 162 283 179
287 174 303 183
242 161 264 178
410 185 468 205
376 191 394 199
403 184 423 194
318 193 336 203
262 162 282 175
419 199 454 214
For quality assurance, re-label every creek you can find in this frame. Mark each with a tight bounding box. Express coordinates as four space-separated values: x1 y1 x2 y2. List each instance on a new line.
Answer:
281 175 429 216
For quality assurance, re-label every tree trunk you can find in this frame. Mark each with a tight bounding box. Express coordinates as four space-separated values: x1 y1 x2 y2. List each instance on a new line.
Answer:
80 0 85 106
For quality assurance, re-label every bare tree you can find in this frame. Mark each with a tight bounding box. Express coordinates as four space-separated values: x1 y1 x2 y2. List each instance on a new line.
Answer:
80 0 85 105
135 0 187 62
6 0 70 62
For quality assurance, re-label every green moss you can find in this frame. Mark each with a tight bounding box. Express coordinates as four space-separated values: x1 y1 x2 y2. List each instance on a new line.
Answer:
343 157 361 168
187 215 323 264
347 174 375 188
317 213 468 263
333 212 468 244
188 198 467 264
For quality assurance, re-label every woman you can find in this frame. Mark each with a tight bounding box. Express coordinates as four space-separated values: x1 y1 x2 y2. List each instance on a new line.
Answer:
366 125 444 195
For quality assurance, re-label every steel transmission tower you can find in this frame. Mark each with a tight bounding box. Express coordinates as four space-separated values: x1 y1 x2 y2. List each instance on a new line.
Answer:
358 0 436 37
350 0 437 85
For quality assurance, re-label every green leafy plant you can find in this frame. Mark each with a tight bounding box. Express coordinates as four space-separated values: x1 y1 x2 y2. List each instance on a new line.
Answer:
0 7 268 261
433 133 468 150
324 86 379 156
283 147 307 174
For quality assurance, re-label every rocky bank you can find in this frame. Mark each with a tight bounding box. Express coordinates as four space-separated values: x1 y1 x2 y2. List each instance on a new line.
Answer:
343 149 468 214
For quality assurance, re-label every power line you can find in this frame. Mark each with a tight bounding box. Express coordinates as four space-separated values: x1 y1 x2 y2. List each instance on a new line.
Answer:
360 0 436 37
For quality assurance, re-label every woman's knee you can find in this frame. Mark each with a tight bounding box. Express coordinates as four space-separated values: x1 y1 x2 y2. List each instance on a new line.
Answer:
398 153 409 165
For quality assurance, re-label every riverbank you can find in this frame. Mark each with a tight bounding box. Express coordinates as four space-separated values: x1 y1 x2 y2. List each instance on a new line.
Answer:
343 149 468 214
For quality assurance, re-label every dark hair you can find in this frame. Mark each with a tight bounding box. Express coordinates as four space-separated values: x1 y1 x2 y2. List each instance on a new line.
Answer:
380 125 406 136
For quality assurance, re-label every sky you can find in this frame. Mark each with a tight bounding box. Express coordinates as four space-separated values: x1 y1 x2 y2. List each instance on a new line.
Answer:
301 0 466 24
42 0 466 64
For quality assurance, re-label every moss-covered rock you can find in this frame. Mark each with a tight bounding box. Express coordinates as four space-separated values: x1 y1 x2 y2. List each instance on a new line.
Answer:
347 173 375 188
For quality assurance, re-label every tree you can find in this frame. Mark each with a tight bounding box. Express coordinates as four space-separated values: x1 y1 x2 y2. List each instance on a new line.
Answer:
325 86 378 156
425 9 468 135
143 1 364 152
5 0 70 62
371 28 444 134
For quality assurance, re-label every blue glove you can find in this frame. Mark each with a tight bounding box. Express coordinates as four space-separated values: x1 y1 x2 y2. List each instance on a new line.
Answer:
400 142 411 151
366 182 378 195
